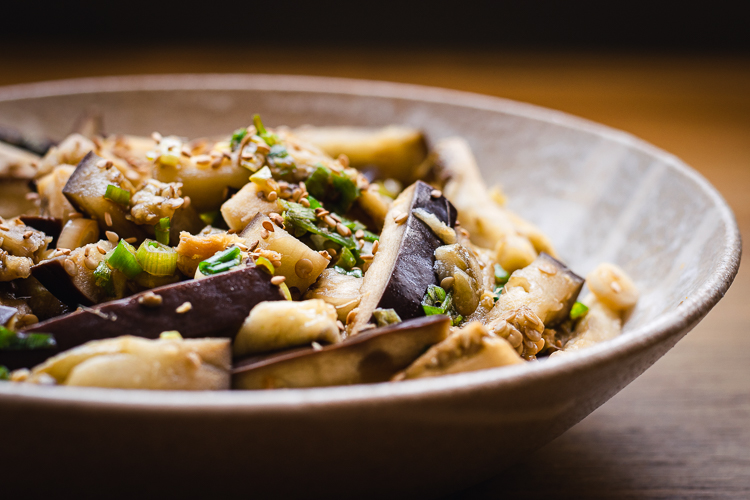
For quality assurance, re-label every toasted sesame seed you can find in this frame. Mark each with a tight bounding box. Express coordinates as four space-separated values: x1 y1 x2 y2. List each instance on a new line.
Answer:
124 237 137 244
23 230 33 239
193 154 212 165
394 212 408 224
319 250 331 260
105 230 119 244
295 258 314 278
360 254 374 261
372 240 379 254
300 197 310 207
539 263 557 275
186 351 202 368
211 158 223 169
327 247 338 258
267 191 278 202
330 214 341 223
59 248 71 255
260 228 269 240
227 228 237 234
84 257 98 270
336 223 351 237
311 341 323 351
355 229 365 239
235 242 249 252
262 220 275 233
270 213 285 227
138 291 163 307
96 159 113 169
68 212 83 219
63 259 78 276
323 215 336 228
21 314 39 326
84 247 91 257
336 320 345 331
430 189 442 199
271 276 286 285
346 308 358 325
247 240 260 252
292 188 302 202
104 212 113 227
180 147 192 158
440 276 455 289
0 224 9 231
337 154 349 168
176 301 192 314
151 132 163 143
271 260 282 268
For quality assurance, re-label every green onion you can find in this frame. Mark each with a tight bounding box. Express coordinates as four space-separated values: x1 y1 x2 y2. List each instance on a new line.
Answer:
281 201 357 249
570 301 589 320
0 365 9 380
253 114 279 146
155 217 171 245
452 315 464 327
136 239 178 276
230 127 248 151
104 184 131 206
254 256 275 275
335 247 356 270
305 164 360 213
494 263 510 294
334 266 363 278
0 326 56 350
107 239 143 279
372 308 402 327
305 165 331 200
422 284 450 316
306 195 323 210
159 331 183 340
278 282 292 300
249 166 274 191
93 261 115 295
199 211 219 226
199 246 242 276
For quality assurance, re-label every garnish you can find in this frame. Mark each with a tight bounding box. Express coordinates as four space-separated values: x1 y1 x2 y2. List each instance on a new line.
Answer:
421 284 463 326
570 301 589 320
136 240 178 276
281 201 357 249
305 164 361 213
155 217 170 245
267 144 295 170
335 247 357 270
494 263 509 294
106 239 143 279
254 256 275 275
93 261 115 295
253 114 279 146
104 184 131 206
0 326 56 350
334 266 363 279
199 211 219 226
372 308 402 327
198 246 242 275
159 331 183 340
230 127 248 151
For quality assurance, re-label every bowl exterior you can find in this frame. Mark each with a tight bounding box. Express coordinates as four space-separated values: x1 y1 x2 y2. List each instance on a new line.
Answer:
0 75 740 498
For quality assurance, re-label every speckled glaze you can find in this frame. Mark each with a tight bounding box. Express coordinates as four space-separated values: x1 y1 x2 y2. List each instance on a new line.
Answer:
0 75 741 498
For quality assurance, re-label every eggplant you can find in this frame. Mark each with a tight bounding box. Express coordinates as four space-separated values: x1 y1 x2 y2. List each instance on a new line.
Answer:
0 180 37 219
22 265 286 354
0 304 16 325
232 315 450 389
62 151 147 242
19 216 63 246
0 140 39 180
0 125 55 156
350 180 457 333
291 125 428 183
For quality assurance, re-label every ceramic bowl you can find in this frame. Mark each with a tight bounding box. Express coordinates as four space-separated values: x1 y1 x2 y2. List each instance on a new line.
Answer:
0 75 740 498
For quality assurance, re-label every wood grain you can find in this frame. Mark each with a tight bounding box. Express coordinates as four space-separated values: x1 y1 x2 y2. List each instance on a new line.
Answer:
1 44 748 498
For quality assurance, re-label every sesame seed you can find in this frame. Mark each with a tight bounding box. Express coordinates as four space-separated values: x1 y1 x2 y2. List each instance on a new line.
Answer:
96 159 113 169
360 254 374 261
84 247 90 257
182 196 191 209
336 320 345 331
539 263 557 275
355 229 365 239
311 341 323 351
23 231 33 239
193 155 212 165
260 228 269 240
175 301 192 314
105 231 119 244
300 198 310 207
227 228 237 234
0 224 9 231
327 247 338 258
104 212 113 227
211 158 223 169
84 257 98 270
25 192 40 201
611 281 622 293
267 191 278 202
295 258 313 278
138 291 163 307
270 276 286 285
68 212 83 219
63 259 78 276
440 276 455 289
180 147 192 158
262 220 275 233
323 216 336 228
346 308 358 325
372 240 379 254
431 189 442 198
292 188 302 202
319 250 331 260
124 237 137 244
59 248 71 255
186 351 202 368
236 242 249 251
330 214 341 223
394 212 408 224
337 154 349 168
270 214 285 227
336 223 352 237
247 240 260 252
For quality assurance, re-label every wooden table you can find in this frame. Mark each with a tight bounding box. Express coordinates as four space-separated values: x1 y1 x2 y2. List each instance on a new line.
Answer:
2 45 748 498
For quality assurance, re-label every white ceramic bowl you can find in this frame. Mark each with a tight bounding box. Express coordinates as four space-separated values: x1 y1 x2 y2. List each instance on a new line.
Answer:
0 75 740 498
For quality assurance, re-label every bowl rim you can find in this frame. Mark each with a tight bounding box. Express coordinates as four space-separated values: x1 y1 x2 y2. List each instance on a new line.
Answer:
0 73 741 410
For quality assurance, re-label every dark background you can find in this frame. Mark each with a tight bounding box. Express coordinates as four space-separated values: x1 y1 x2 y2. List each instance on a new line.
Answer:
2 0 747 53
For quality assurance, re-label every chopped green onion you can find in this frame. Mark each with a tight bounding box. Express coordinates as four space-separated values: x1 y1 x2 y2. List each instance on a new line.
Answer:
306 195 323 209
494 264 509 285
136 239 178 276
304 164 360 213
253 114 279 146
334 266 363 278
160 331 183 340
372 308 402 327
104 184 131 206
0 365 9 380
249 165 274 191
278 282 293 300
155 217 171 245
281 201 357 249
93 261 115 295
305 165 331 200
107 239 143 279
230 127 248 151
254 256 275 275
570 301 589 320
452 315 464 327
199 211 219 226
422 304 445 316
0 326 56 350
199 246 242 276
421 284 450 316
335 246 356 270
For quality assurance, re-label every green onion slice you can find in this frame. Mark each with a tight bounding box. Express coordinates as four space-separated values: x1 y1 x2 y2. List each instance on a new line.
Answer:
107 239 143 279
155 217 171 245
136 239 178 276
333 266 363 279
0 326 57 350
230 127 248 151
335 246 357 270
254 256 275 275
198 246 242 276
253 114 279 146
93 261 115 295
278 282 292 301
372 308 402 327
570 301 589 320
104 184 131 206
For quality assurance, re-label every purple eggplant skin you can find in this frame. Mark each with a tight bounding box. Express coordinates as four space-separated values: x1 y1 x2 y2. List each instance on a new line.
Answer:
22 265 285 355
19 216 63 247
538 252 585 327
31 258 97 307
378 180 458 320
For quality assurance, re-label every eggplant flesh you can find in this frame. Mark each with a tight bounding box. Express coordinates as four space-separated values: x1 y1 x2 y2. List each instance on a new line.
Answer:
351 180 457 333
22 265 285 356
232 315 450 389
